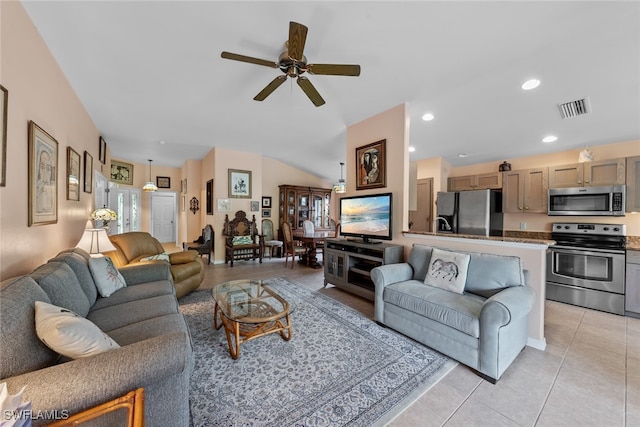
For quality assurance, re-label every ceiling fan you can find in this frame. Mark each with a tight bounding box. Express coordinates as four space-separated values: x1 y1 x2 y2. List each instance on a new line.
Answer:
221 21 361 107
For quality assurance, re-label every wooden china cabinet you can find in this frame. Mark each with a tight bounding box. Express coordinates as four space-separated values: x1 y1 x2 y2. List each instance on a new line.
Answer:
278 185 332 235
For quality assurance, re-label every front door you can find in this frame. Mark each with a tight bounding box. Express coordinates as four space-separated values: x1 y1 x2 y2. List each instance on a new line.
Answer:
116 188 141 234
151 192 176 243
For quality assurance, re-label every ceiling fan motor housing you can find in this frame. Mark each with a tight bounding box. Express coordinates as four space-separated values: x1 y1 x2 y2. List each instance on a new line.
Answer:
278 51 307 77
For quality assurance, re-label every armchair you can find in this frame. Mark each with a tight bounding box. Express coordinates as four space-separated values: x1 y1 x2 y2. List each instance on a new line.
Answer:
184 224 213 265
223 211 263 267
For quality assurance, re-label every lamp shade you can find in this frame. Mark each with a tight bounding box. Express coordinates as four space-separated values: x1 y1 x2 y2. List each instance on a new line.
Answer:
91 206 118 224
76 228 117 256
143 181 158 192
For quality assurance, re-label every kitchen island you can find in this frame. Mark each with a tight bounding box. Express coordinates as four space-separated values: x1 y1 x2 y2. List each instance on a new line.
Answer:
402 230 554 350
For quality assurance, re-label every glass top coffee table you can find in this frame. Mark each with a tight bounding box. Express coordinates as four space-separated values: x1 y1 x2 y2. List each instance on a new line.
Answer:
212 279 293 359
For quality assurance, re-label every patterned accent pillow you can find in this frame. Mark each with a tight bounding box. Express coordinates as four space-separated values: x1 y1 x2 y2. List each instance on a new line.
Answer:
35 301 120 359
424 248 470 294
140 253 170 262
88 256 127 297
232 236 253 246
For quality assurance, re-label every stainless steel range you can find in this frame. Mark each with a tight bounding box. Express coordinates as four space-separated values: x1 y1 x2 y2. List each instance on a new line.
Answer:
546 222 627 315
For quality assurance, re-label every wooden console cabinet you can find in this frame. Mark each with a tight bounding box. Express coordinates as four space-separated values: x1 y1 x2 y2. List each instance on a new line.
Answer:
323 239 403 300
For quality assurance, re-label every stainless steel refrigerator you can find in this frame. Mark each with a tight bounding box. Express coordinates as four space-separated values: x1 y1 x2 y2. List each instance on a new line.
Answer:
435 189 503 236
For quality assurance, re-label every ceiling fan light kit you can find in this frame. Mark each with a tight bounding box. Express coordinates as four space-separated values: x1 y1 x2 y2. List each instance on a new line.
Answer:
221 21 361 107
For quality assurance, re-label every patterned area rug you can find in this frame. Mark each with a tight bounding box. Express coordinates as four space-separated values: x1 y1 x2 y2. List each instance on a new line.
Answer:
179 277 456 427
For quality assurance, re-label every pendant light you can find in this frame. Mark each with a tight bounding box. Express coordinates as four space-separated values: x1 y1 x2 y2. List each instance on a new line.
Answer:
142 159 158 192
332 162 346 193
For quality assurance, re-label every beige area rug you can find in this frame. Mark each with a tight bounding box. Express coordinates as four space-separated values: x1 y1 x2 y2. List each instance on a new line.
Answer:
180 277 457 426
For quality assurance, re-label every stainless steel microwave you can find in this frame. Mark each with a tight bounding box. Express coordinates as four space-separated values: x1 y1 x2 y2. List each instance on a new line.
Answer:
548 185 625 216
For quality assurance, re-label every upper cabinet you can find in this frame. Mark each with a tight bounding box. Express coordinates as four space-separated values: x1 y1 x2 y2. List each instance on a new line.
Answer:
627 156 640 212
502 168 549 213
549 158 625 188
448 172 502 191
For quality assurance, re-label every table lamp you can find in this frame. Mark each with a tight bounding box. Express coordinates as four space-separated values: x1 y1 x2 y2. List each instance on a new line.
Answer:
76 228 117 257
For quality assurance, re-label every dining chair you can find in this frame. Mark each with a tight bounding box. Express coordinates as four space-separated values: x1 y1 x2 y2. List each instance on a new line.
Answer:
282 222 307 269
184 224 214 264
261 218 283 258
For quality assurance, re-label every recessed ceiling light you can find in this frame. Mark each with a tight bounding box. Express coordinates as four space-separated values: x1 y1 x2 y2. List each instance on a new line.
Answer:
159 140 166 145
408 146 416 152
422 113 434 121
542 135 558 143
521 79 541 91
457 152 469 158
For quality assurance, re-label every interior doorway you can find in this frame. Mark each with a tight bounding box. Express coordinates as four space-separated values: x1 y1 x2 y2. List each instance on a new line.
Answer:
116 188 141 234
150 192 177 243
409 178 433 232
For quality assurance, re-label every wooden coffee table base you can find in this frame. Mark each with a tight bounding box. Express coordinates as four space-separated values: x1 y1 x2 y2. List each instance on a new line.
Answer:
213 302 292 359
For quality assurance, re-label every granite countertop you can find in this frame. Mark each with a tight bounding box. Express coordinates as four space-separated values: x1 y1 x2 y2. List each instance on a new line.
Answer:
627 236 640 251
403 230 556 246
405 230 640 251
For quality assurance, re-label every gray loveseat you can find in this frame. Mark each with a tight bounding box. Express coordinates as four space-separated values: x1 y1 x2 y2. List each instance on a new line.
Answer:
371 244 535 382
0 248 193 425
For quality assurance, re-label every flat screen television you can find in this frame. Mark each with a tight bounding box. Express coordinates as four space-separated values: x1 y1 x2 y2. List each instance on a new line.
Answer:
339 192 393 243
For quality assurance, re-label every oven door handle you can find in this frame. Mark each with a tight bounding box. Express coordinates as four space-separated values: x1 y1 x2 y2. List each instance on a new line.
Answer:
550 245 626 255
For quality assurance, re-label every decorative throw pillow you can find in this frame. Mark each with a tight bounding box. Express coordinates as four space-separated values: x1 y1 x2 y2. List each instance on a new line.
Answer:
34 301 120 359
88 256 127 297
424 248 470 294
232 236 253 246
140 253 170 262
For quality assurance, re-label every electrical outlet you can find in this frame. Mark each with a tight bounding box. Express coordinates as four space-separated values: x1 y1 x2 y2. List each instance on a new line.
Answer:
520 222 527 230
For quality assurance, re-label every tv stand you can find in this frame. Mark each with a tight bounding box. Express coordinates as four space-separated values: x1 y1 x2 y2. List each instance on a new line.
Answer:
323 239 403 300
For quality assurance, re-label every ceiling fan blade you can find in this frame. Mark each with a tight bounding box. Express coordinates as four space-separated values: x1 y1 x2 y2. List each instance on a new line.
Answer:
287 21 308 61
254 75 287 101
221 51 278 68
307 63 361 76
297 76 325 107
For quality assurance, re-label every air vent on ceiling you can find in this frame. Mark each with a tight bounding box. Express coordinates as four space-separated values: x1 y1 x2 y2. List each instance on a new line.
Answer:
558 97 591 119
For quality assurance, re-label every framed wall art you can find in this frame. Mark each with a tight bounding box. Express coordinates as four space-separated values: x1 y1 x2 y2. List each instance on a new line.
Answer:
28 120 58 226
355 139 386 190
251 201 260 212
98 136 107 164
206 179 213 215
66 147 80 201
110 159 133 185
217 198 231 212
83 151 93 193
228 169 251 198
156 176 170 189
181 179 187 194
0 85 7 187
262 196 272 208
262 209 271 218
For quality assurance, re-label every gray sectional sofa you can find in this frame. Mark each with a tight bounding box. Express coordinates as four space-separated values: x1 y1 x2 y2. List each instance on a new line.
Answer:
372 244 535 382
0 248 193 426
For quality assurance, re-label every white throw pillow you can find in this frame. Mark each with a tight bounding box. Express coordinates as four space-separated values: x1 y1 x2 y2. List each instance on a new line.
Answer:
35 301 120 359
88 256 127 297
424 248 470 294
140 253 170 262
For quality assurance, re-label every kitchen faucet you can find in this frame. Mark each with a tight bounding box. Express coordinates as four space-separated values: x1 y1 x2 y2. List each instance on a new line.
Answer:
434 216 452 232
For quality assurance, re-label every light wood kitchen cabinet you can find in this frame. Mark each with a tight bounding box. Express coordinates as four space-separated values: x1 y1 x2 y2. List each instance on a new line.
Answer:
502 168 549 213
548 158 625 188
448 172 502 191
627 156 640 212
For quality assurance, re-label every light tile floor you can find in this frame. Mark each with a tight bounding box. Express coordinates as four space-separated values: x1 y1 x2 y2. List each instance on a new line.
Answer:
185 251 640 427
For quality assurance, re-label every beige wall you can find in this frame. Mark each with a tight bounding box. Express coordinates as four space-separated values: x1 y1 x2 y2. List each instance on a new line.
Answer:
1 2 102 279
346 103 410 234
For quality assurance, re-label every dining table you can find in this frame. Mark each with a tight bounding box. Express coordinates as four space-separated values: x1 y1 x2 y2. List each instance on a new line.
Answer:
297 230 335 269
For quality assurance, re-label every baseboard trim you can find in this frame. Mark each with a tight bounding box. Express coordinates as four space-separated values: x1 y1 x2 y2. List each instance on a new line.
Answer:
527 337 547 351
